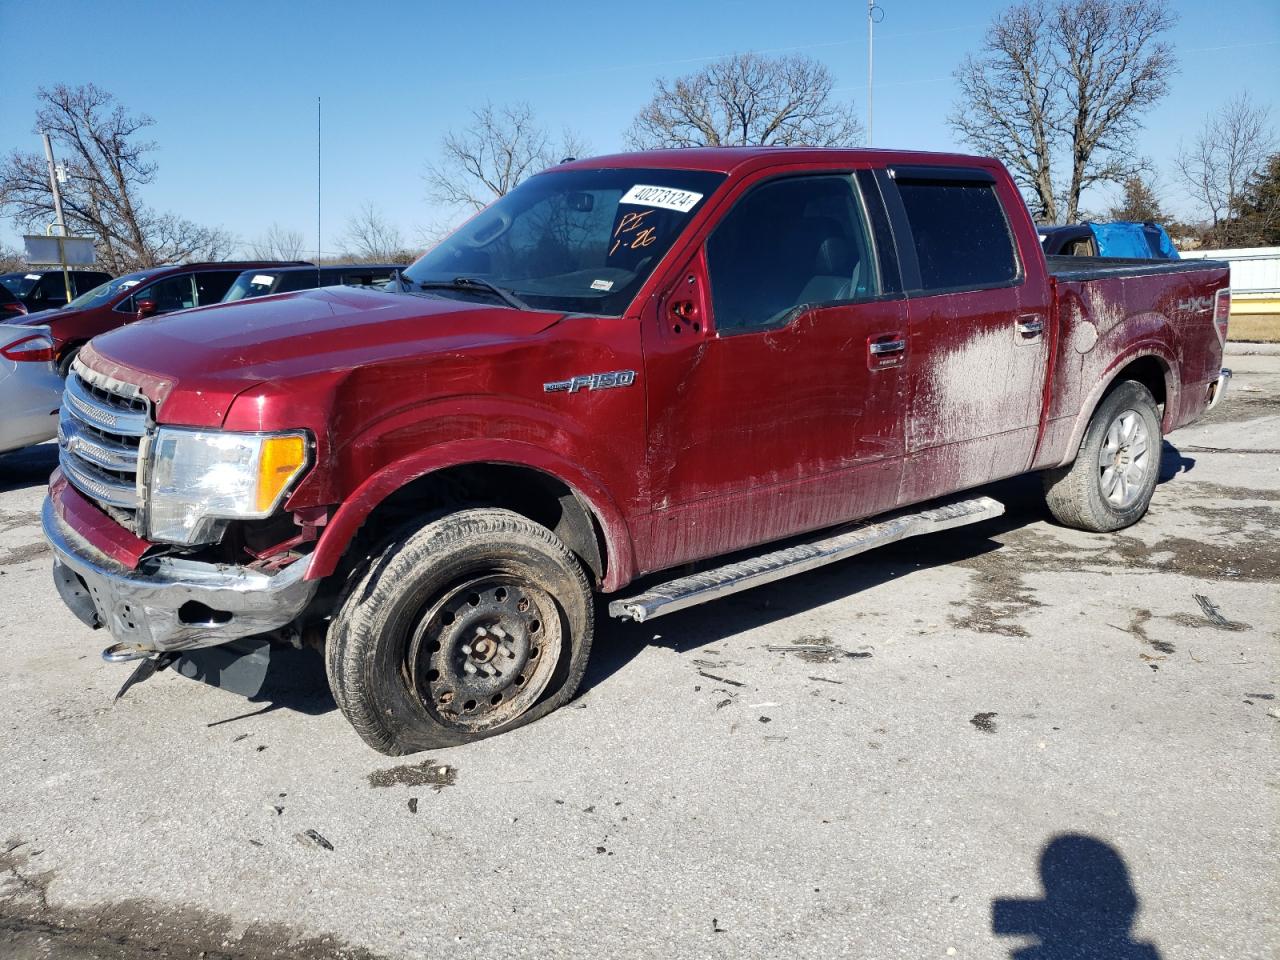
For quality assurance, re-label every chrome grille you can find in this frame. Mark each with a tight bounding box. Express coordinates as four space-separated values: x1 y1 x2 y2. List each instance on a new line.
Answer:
58 363 150 529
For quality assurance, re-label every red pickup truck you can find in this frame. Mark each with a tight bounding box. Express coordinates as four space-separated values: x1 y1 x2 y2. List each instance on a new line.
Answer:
42 148 1230 754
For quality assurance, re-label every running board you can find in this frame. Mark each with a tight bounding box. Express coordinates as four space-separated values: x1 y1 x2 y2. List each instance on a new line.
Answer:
608 496 1004 623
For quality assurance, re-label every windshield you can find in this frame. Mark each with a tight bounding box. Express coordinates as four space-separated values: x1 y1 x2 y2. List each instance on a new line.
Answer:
66 271 150 310
0 273 41 298
223 271 284 302
403 167 726 315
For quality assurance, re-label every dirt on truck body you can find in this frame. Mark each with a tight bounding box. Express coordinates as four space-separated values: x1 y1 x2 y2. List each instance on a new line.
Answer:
41 147 1230 753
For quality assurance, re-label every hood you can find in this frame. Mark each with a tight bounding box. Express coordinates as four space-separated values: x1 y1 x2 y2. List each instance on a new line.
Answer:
81 286 563 424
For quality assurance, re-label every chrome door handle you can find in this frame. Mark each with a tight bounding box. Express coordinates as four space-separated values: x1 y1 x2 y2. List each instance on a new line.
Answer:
869 339 906 355
1017 317 1044 336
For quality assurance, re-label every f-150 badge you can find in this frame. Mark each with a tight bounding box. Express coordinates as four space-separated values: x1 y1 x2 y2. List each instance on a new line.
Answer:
544 370 637 394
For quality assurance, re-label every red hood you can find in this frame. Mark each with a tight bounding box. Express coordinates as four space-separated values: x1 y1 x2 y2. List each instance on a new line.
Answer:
81 287 563 426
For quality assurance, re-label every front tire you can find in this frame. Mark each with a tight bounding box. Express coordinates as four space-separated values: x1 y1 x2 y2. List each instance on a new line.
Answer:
1042 380 1163 532
325 508 594 755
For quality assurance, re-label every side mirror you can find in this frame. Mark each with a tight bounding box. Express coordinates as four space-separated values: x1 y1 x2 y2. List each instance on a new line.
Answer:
135 299 157 320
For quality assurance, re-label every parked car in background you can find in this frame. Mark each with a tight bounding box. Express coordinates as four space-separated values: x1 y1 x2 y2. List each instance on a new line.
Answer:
0 269 112 313
1037 222 1178 259
6 261 309 376
0 284 28 321
0 322 63 457
42 147 1230 754
222 264 402 302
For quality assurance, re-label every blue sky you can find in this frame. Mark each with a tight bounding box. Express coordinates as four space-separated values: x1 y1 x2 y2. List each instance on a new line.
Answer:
1 0 1276 256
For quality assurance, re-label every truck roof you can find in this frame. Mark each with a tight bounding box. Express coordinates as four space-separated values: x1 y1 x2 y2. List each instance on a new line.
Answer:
557 146 999 174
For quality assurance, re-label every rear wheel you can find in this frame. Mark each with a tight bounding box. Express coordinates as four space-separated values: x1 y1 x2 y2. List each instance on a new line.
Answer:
1042 380 1163 532
325 508 593 754
57 346 81 379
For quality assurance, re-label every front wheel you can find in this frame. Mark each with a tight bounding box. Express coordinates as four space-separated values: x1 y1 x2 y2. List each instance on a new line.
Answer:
1042 379 1163 532
325 508 594 754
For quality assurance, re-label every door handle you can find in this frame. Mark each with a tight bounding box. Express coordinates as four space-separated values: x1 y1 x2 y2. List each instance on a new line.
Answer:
1016 317 1044 336
869 339 906 355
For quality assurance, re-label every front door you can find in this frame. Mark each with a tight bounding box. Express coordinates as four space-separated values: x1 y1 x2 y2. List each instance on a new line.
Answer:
636 172 908 573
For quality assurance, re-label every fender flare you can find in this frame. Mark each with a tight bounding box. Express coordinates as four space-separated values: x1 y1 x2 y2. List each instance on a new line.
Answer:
305 439 637 591
1056 341 1178 468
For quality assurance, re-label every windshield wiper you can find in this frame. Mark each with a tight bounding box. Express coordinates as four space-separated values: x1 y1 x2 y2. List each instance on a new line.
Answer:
412 276 531 311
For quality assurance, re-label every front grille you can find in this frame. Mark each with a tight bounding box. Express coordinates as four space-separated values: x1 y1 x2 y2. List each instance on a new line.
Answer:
58 364 150 532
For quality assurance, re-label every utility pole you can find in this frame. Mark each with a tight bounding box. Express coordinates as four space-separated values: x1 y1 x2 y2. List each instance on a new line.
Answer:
867 0 875 146
41 133 73 303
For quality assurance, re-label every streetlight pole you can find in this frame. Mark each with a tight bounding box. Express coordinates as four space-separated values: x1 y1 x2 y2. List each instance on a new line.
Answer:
41 133 73 303
867 0 875 146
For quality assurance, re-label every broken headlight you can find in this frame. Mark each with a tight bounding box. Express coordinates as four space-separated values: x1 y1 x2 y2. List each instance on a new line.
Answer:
147 428 310 545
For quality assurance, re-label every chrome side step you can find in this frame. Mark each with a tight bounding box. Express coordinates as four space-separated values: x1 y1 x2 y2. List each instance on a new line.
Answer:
608 496 1005 623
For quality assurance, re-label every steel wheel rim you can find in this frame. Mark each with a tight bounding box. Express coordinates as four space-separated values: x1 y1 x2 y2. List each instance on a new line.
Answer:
1098 409 1152 509
406 574 561 732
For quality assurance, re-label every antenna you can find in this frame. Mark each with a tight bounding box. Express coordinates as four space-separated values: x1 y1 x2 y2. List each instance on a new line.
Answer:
316 96 322 272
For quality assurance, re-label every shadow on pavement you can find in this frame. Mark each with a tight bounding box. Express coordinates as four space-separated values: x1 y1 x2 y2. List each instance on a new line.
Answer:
0 441 58 494
993 834 1162 959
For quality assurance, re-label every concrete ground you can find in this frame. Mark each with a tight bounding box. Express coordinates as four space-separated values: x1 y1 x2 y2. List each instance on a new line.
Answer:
1 357 1276 960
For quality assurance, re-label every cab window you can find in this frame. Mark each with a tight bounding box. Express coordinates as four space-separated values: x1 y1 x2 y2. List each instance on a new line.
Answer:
706 175 878 334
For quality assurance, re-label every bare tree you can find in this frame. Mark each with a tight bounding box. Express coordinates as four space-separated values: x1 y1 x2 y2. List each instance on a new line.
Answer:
340 203 414 262
424 102 587 215
0 84 233 272
247 223 306 260
627 53 863 149
952 0 1176 223
1176 94 1275 247
0 243 25 273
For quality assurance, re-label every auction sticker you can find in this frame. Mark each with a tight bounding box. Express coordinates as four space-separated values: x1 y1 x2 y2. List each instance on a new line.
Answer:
251 274 275 285
619 184 703 213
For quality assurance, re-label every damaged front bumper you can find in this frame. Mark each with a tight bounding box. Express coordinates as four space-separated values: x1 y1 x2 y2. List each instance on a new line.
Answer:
43 495 319 658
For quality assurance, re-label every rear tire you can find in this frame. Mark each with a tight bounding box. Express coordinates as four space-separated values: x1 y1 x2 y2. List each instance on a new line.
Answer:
57 346 81 379
325 508 593 755
1042 380 1162 532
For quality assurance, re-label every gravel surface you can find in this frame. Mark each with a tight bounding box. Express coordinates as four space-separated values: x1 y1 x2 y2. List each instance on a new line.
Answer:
1 357 1276 960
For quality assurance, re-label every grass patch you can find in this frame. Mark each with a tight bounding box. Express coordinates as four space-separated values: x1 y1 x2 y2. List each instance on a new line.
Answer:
1229 314 1280 343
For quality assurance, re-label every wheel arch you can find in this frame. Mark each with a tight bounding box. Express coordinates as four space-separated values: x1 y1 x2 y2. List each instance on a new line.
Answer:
307 445 636 591
1057 346 1177 469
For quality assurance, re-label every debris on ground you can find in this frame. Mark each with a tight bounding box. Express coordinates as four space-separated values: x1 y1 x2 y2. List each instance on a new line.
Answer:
368 761 457 791
697 670 745 687
296 829 334 852
764 636 873 663
970 712 998 734
407 797 418 814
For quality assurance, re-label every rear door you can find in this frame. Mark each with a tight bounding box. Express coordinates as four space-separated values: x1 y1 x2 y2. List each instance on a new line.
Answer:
878 166 1051 505
637 169 908 571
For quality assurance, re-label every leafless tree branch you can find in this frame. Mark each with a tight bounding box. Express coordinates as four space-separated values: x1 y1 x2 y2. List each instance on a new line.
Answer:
626 53 863 149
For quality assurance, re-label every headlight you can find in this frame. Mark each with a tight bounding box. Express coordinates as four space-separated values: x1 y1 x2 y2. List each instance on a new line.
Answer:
147 428 310 544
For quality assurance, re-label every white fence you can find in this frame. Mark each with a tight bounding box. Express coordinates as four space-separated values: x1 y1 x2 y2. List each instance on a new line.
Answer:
1178 246 1280 313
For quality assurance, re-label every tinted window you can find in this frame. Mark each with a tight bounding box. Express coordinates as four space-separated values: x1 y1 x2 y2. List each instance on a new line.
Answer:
129 274 195 314
340 268 395 287
33 275 71 304
896 181 1017 291
194 270 240 305
706 176 878 334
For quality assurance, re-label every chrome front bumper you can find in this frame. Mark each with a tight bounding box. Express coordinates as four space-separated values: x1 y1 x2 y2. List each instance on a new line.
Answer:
43 496 319 655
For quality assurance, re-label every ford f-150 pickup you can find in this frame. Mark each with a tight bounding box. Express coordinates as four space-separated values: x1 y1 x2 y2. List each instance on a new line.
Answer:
42 147 1231 754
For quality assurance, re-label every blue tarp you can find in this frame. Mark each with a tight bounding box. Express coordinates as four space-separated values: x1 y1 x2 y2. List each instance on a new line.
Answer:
1087 222 1179 260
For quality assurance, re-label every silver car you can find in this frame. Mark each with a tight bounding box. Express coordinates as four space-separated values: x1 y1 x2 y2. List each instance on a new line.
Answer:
0 323 63 456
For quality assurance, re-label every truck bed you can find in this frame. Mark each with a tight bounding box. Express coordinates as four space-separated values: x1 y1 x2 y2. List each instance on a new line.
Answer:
1045 254 1230 282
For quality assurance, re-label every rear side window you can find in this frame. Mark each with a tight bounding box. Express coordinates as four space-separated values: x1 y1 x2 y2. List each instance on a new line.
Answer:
195 270 241 305
895 180 1017 291
706 175 878 334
